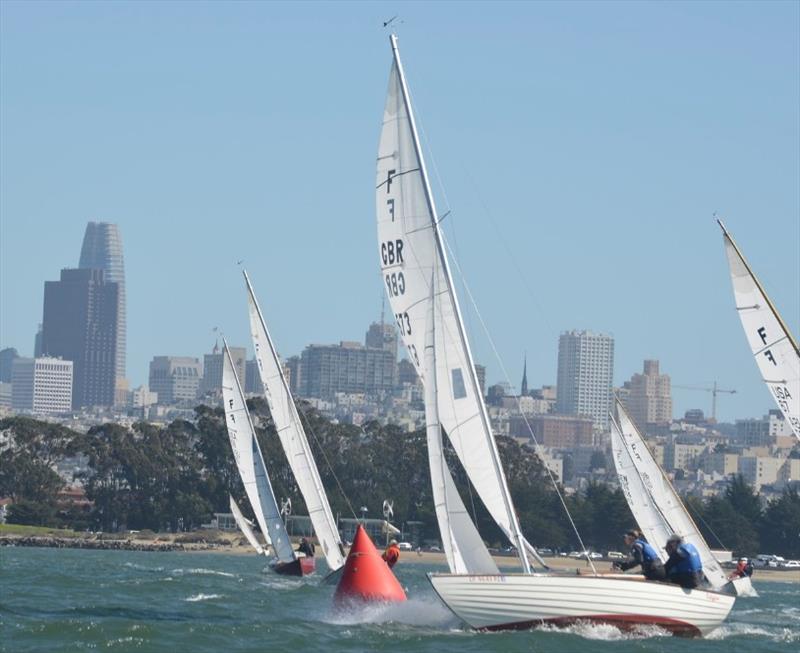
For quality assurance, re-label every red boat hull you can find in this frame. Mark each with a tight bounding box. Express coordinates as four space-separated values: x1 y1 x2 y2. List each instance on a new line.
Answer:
271 556 316 576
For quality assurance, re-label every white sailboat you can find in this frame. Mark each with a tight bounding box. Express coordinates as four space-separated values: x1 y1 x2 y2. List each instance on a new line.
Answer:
243 271 345 576
610 400 755 596
718 220 800 439
229 494 268 556
221 340 313 576
376 34 734 635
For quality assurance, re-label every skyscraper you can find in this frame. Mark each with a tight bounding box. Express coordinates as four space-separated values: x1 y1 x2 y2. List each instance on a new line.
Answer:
300 341 396 399
79 222 126 399
11 357 73 414
148 356 202 405
201 343 246 396
0 348 18 383
556 330 615 430
623 360 672 428
41 269 119 409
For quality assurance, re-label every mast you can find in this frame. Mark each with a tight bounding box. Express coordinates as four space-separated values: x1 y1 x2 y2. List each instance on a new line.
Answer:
389 34 530 573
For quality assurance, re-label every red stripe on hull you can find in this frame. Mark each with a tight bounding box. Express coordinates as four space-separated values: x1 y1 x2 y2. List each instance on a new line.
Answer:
482 614 702 638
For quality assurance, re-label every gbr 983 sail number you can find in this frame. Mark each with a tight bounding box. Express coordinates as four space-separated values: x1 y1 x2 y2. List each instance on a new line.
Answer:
381 238 405 298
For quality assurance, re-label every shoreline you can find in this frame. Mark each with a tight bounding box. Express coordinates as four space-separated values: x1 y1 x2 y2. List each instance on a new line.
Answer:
2 533 797 584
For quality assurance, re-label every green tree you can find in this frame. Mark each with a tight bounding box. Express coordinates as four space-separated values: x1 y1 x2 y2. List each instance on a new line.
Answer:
760 487 800 558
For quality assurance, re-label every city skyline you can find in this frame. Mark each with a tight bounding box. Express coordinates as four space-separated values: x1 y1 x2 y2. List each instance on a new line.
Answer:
1 2 798 423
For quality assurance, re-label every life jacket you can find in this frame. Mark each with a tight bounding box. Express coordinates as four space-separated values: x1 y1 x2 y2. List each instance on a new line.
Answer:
671 542 702 574
634 539 660 564
383 545 400 566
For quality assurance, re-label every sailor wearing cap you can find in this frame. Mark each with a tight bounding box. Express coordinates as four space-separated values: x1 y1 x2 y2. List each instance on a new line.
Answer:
664 534 703 589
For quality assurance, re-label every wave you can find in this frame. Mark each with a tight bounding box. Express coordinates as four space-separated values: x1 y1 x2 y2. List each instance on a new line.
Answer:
185 593 223 602
708 622 799 642
172 568 236 578
538 621 671 641
123 562 165 573
326 597 459 629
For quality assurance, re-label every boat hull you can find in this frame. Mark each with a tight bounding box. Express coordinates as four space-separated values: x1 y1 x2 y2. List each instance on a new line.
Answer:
428 573 735 637
271 556 316 576
727 575 758 597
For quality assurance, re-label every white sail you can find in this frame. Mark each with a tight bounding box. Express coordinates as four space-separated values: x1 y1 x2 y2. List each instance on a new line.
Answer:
221 341 295 563
614 401 728 588
376 34 529 571
229 494 267 555
243 271 345 572
425 276 500 575
719 221 800 438
610 415 670 563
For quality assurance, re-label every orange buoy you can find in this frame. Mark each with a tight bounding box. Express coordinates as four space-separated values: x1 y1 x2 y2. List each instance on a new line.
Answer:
334 524 407 605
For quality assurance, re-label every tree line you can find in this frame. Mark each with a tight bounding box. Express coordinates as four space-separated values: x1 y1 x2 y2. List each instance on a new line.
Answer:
1 403 798 558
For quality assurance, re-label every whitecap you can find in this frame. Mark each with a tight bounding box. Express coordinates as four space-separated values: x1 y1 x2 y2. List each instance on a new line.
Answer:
172 567 235 578
538 621 670 641
185 593 223 602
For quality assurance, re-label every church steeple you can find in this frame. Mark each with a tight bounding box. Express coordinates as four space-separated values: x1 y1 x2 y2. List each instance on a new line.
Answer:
521 353 529 396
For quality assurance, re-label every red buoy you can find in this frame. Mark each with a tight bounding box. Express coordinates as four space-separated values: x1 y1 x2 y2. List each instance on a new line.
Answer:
334 524 407 605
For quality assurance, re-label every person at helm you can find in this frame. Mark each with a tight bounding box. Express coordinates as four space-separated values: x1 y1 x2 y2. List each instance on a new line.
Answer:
664 533 703 589
612 529 665 581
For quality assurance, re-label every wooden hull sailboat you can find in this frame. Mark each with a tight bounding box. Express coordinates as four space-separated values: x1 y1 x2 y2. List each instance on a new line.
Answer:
375 33 736 636
271 556 316 577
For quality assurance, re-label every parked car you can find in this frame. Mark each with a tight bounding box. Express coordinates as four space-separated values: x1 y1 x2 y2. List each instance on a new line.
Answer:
397 542 413 551
606 551 625 560
538 548 554 557
567 551 582 558
428 545 442 553
781 560 800 569
588 552 603 560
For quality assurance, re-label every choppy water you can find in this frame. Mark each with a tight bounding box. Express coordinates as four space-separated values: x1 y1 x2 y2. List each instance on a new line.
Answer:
1 547 797 652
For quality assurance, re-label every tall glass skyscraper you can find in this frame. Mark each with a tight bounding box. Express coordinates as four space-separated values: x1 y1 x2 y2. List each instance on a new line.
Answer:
79 222 126 388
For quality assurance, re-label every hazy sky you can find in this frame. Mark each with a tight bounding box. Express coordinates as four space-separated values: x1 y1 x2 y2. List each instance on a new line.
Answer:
1 1 798 423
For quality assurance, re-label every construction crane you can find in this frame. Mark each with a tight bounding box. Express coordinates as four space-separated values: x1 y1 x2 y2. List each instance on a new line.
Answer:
672 381 736 421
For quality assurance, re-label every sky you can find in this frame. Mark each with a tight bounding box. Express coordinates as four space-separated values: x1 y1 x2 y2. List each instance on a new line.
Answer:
1 1 798 424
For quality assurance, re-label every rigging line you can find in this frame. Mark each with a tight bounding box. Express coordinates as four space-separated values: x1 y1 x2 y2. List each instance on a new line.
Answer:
295 405 359 522
442 235 598 575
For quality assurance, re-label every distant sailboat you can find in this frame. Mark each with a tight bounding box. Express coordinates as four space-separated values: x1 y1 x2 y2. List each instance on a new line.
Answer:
229 494 268 556
221 340 314 576
243 271 345 577
718 220 800 439
376 33 735 635
610 399 755 596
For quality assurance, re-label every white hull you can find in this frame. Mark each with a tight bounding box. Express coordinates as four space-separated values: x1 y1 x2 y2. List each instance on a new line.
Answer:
429 573 735 636
728 575 758 597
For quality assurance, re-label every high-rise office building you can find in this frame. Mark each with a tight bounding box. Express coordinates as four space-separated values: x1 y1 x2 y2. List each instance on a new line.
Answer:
79 222 126 400
245 358 264 395
11 357 73 414
556 330 615 430
300 341 396 399
42 268 119 409
365 322 398 360
474 364 487 398
148 356 202 405
623 360 672 428
201 344 246 396
0 348 19 383
33 325 43 357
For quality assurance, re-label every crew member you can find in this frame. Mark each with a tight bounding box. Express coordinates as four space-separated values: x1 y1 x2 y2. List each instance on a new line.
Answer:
664 534 703 589
383 539 400 569
730 557 754 579
296 537 315 558
612 529 665 581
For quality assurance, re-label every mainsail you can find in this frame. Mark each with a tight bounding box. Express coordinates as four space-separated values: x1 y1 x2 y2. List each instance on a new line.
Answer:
376 33 530 571
424 276 500 575
243 271 345 572
719 221 800 438
229 494 267 555
221 341 295 563
613 400 728 588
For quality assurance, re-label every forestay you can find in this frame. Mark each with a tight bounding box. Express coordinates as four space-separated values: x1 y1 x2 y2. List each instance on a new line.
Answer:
229 494 267 555
221 342 295 563
610 414 669 563
614 401 728 588
720 222 800 438
376 34 529 571
424 278 500 575
244 271 345 572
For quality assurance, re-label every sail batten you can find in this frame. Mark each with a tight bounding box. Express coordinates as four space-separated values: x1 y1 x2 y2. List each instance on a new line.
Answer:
377 34 530 572
244 272 345 572
221 342 295 563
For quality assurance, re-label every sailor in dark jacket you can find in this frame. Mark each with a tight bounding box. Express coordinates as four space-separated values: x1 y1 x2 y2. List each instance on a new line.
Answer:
296 537 315 558
664 533 703 589
613 529 666 581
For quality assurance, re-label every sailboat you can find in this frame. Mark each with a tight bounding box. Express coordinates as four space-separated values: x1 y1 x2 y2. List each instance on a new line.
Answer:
610 399 755 596
376 34 734 635
718 220 799 439
229 494 268 556
221 339 314 576
243 271 346 578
